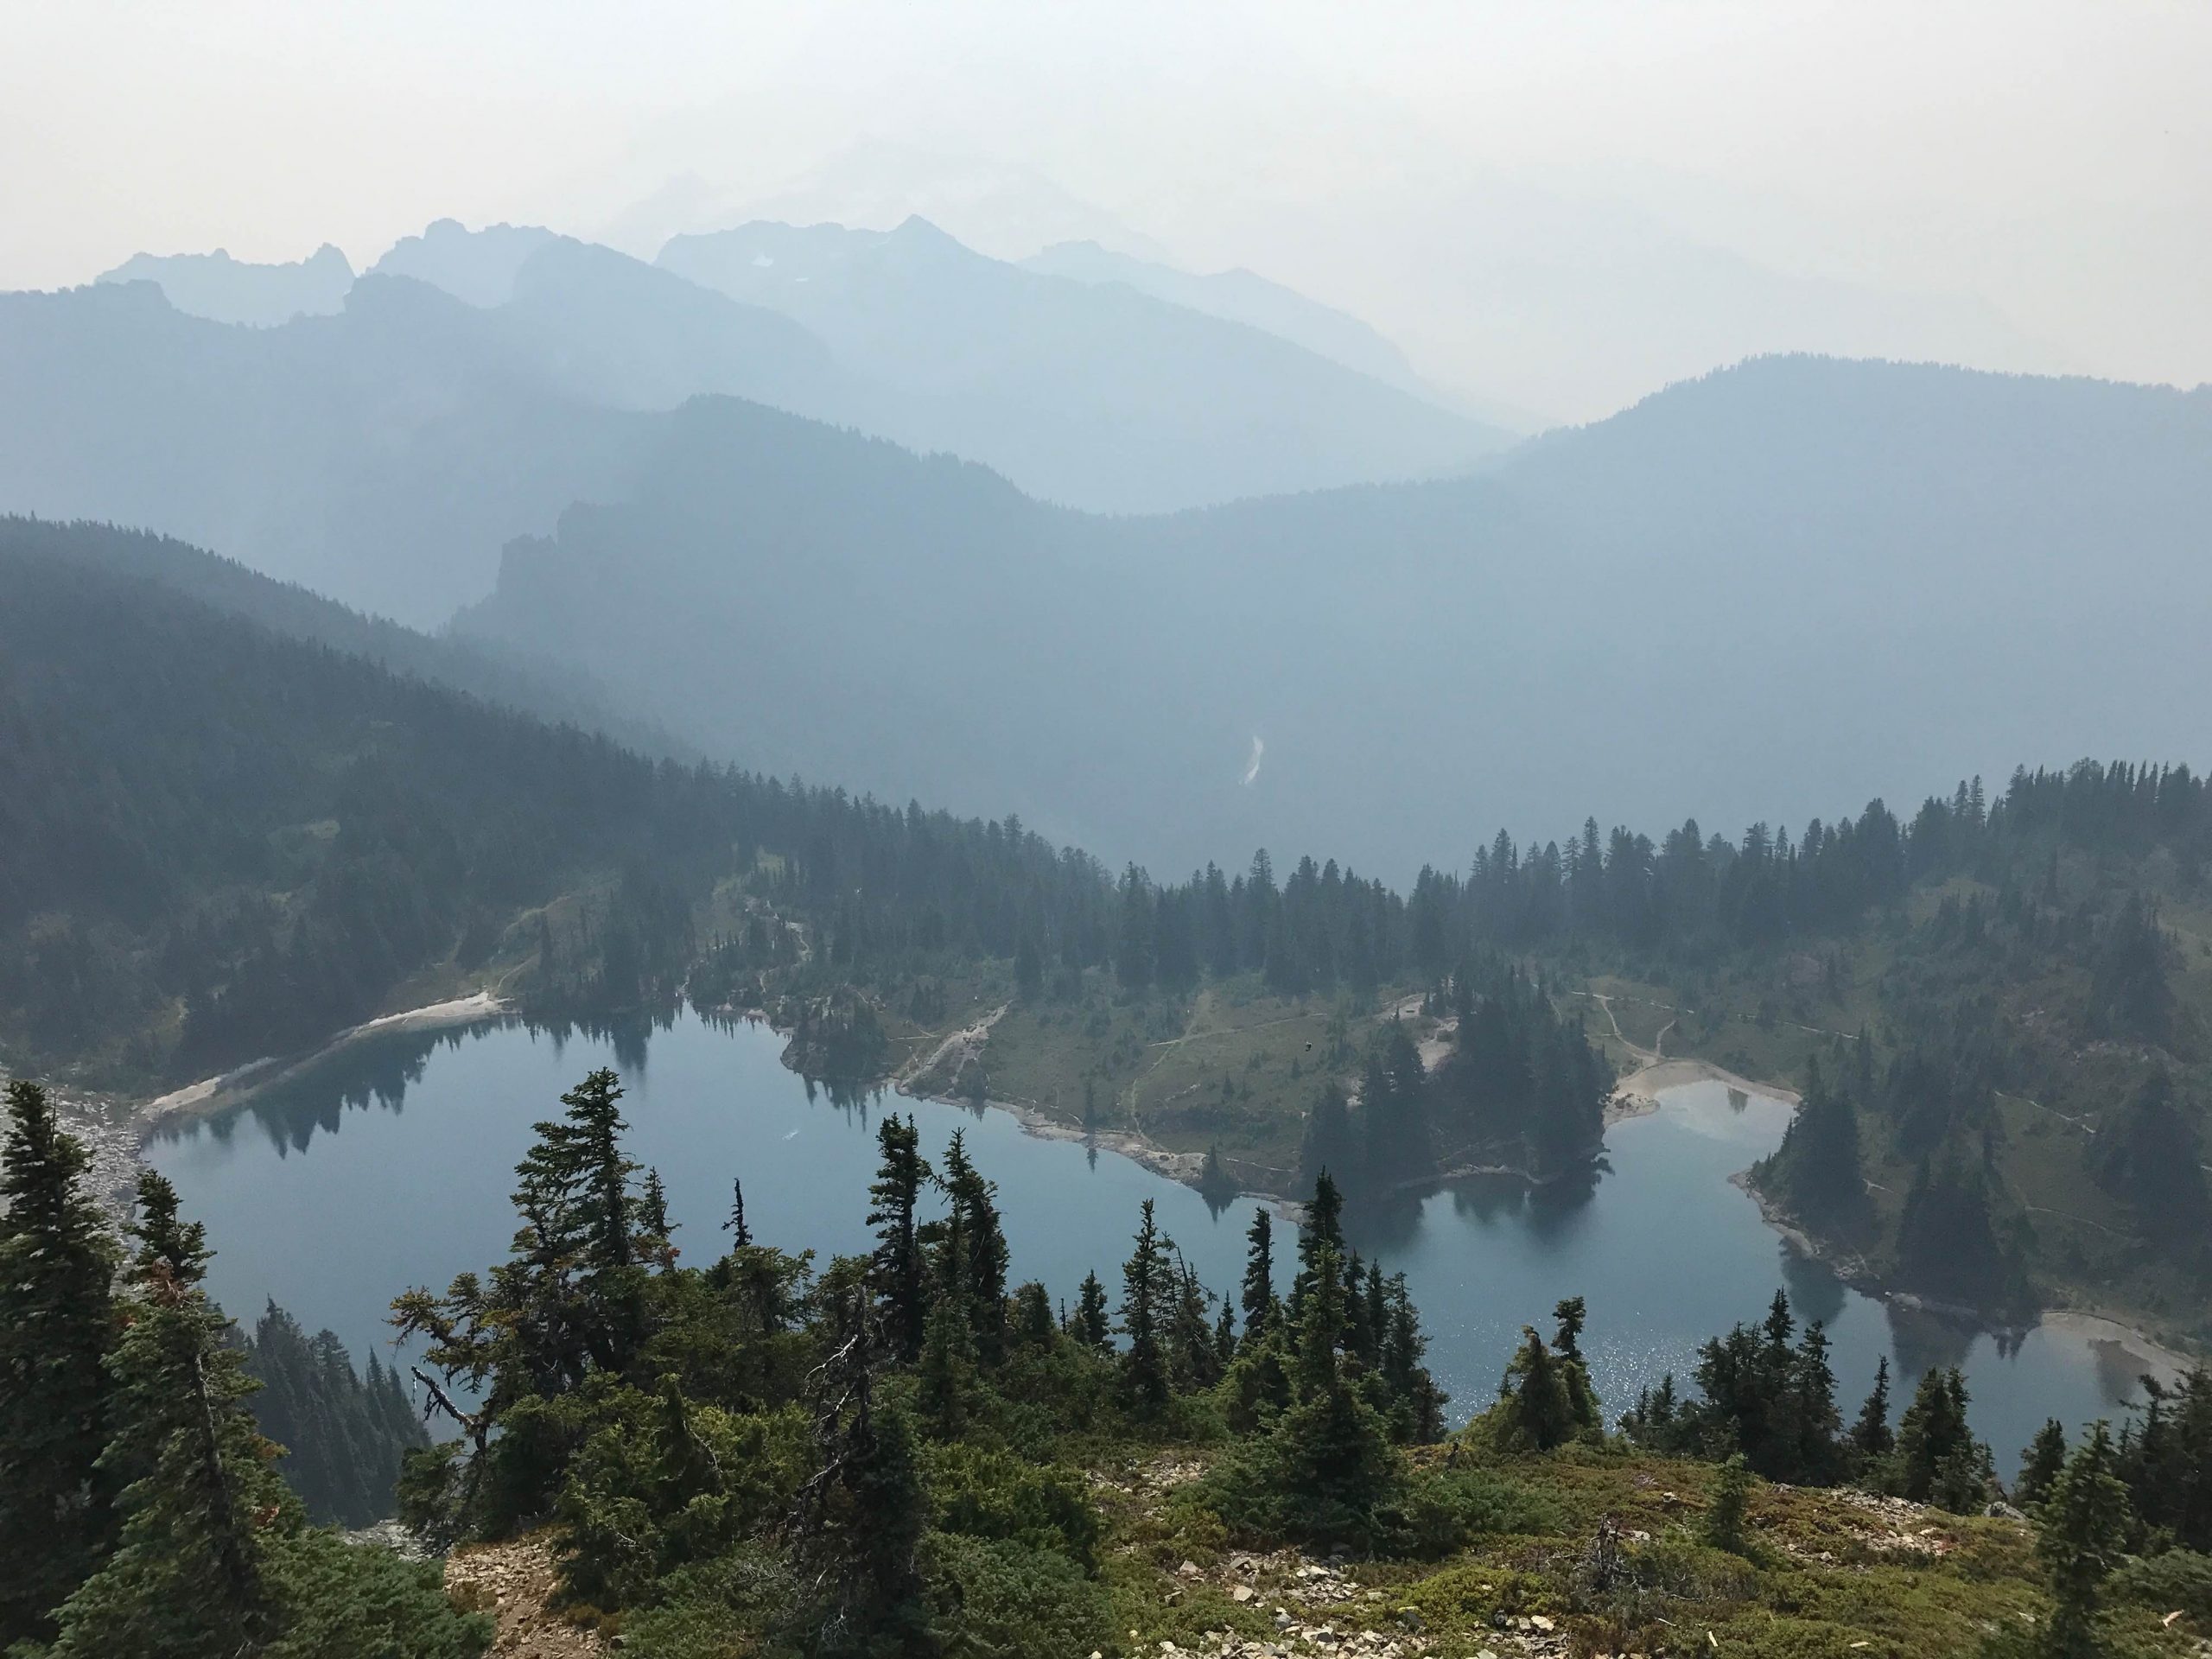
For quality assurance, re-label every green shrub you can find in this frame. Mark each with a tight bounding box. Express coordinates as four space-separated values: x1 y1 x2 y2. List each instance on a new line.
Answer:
921 1533 1113 1656
618 1548 805 1659
924 1444 1102 1571
2109 1548 2212 1623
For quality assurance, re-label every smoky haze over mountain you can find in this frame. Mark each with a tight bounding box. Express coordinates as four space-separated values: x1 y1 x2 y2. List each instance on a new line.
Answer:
3 2 2207 880
10 4 2210 417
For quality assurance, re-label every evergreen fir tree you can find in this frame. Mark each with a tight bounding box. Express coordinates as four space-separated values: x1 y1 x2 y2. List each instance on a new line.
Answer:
1495 1326 1580 1452
0 1079 119 1649
1240 1205 1279 1347
1011 1281 1055 1346
1897 1366 1983 1508
2036 1422 2133 1659
1118 1200 1175 1414
915 1226 980 1440
49 1173 283 1658
1852 1356 1895 1459
937 1129 1008 1362
1756 1054 1868 1230
1290 1171 1347 1319
1297 1088 1357 1205
241 1301 429 1528
724 1175 752 1246
1169 1258 1224 1391
792 1280 930 1656
865 1116 933 1362
1379 1274 1448 1444
638 1166 675 1267
1072 1271 1112 1351
1258 1240 1398 1546
1704 1454 1753 1555
1551 1296 1599 1433
1787 1321 1844 1484
2017 1419 2069 1511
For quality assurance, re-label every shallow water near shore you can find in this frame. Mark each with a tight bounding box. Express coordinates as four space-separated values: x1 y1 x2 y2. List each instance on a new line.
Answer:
148 1006 2173 1463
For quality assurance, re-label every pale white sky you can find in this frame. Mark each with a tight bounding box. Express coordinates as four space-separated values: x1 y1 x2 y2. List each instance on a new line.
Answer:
4 0 2205 417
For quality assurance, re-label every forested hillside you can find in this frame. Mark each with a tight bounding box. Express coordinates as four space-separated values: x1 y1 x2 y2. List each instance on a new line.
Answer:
460 354 2212 877
9 520 2212 1338
0 529 1128 1088
0 518 667 749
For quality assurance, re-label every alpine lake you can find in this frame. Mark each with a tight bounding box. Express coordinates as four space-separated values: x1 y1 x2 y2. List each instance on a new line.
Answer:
148 1006 2180 1467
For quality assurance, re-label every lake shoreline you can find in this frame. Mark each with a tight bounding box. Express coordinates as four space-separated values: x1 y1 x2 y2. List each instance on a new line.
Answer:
137 989 509 1133
1719 1107 2204 1384
125 991 2209 1381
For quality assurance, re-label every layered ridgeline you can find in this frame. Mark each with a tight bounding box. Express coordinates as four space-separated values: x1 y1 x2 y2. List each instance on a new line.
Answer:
455 353 2212 878
6 519 2211 1339
10 218 1495 621
7 1072 2212 1657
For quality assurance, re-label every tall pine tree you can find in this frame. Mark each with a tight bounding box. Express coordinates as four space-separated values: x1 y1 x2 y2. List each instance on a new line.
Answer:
0 1079 119 1648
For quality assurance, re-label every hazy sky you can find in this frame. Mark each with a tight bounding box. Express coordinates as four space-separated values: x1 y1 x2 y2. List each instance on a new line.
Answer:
5 0 2205 418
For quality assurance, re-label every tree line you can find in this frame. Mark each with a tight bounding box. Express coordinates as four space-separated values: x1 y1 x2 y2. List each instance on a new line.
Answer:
15 526 2209 1114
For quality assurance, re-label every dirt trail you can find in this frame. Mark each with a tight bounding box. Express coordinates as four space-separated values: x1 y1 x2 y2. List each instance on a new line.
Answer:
896 1002 1009 1091
1586 991 1663 1065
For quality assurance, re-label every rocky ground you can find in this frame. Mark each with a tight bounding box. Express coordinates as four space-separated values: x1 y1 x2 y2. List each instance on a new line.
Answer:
445 1535 607 1658
2 1077 150 1221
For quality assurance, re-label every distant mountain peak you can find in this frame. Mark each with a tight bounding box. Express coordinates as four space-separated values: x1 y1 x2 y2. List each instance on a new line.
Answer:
367 219 560 307
93 243 355 327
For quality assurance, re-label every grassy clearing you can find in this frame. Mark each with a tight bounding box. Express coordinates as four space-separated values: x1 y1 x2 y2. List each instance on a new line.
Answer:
1094 1441 2205 1659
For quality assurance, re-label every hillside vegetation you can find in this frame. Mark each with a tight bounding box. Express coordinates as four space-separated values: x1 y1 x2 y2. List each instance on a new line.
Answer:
7 1072 2211 1658
4 519 2209 1344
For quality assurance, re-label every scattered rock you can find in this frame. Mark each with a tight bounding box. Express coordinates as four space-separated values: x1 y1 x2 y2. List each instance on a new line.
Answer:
445 1536 606 1658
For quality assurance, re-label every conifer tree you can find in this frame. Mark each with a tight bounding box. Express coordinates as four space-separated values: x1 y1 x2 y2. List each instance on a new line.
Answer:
864 1116 933 1361
0 1080 119 1649
1291 1171 1348 1319
793 1279 929 1656
937 1129 1008 1361
1852 1355 1895 1459
1379 1274 1447 1443
50 1173 282 1656
1240 1205 1279 1347
915 1225 980 1439
1704 1454 1753 1554
1551 1296 1599 1433
1012 1281 1055 1346
1297 1090 1357 1207
1118 1200 1175 1414
2017 1419 2069 1510
2035 1422 2133 1659
241 1302 429 1528
1071 1269 1112 1351
638 1167 676 1267
724 1175 752 1246
1787 1321 1844 1484
1757 1055 1867 1230
1259 1240 1398 1545
1897 1366 1986 1509
1495 1326 1579 1452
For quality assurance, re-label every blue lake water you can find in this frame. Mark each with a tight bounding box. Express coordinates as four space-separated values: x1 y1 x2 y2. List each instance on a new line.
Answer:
148 1007 2168 1468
